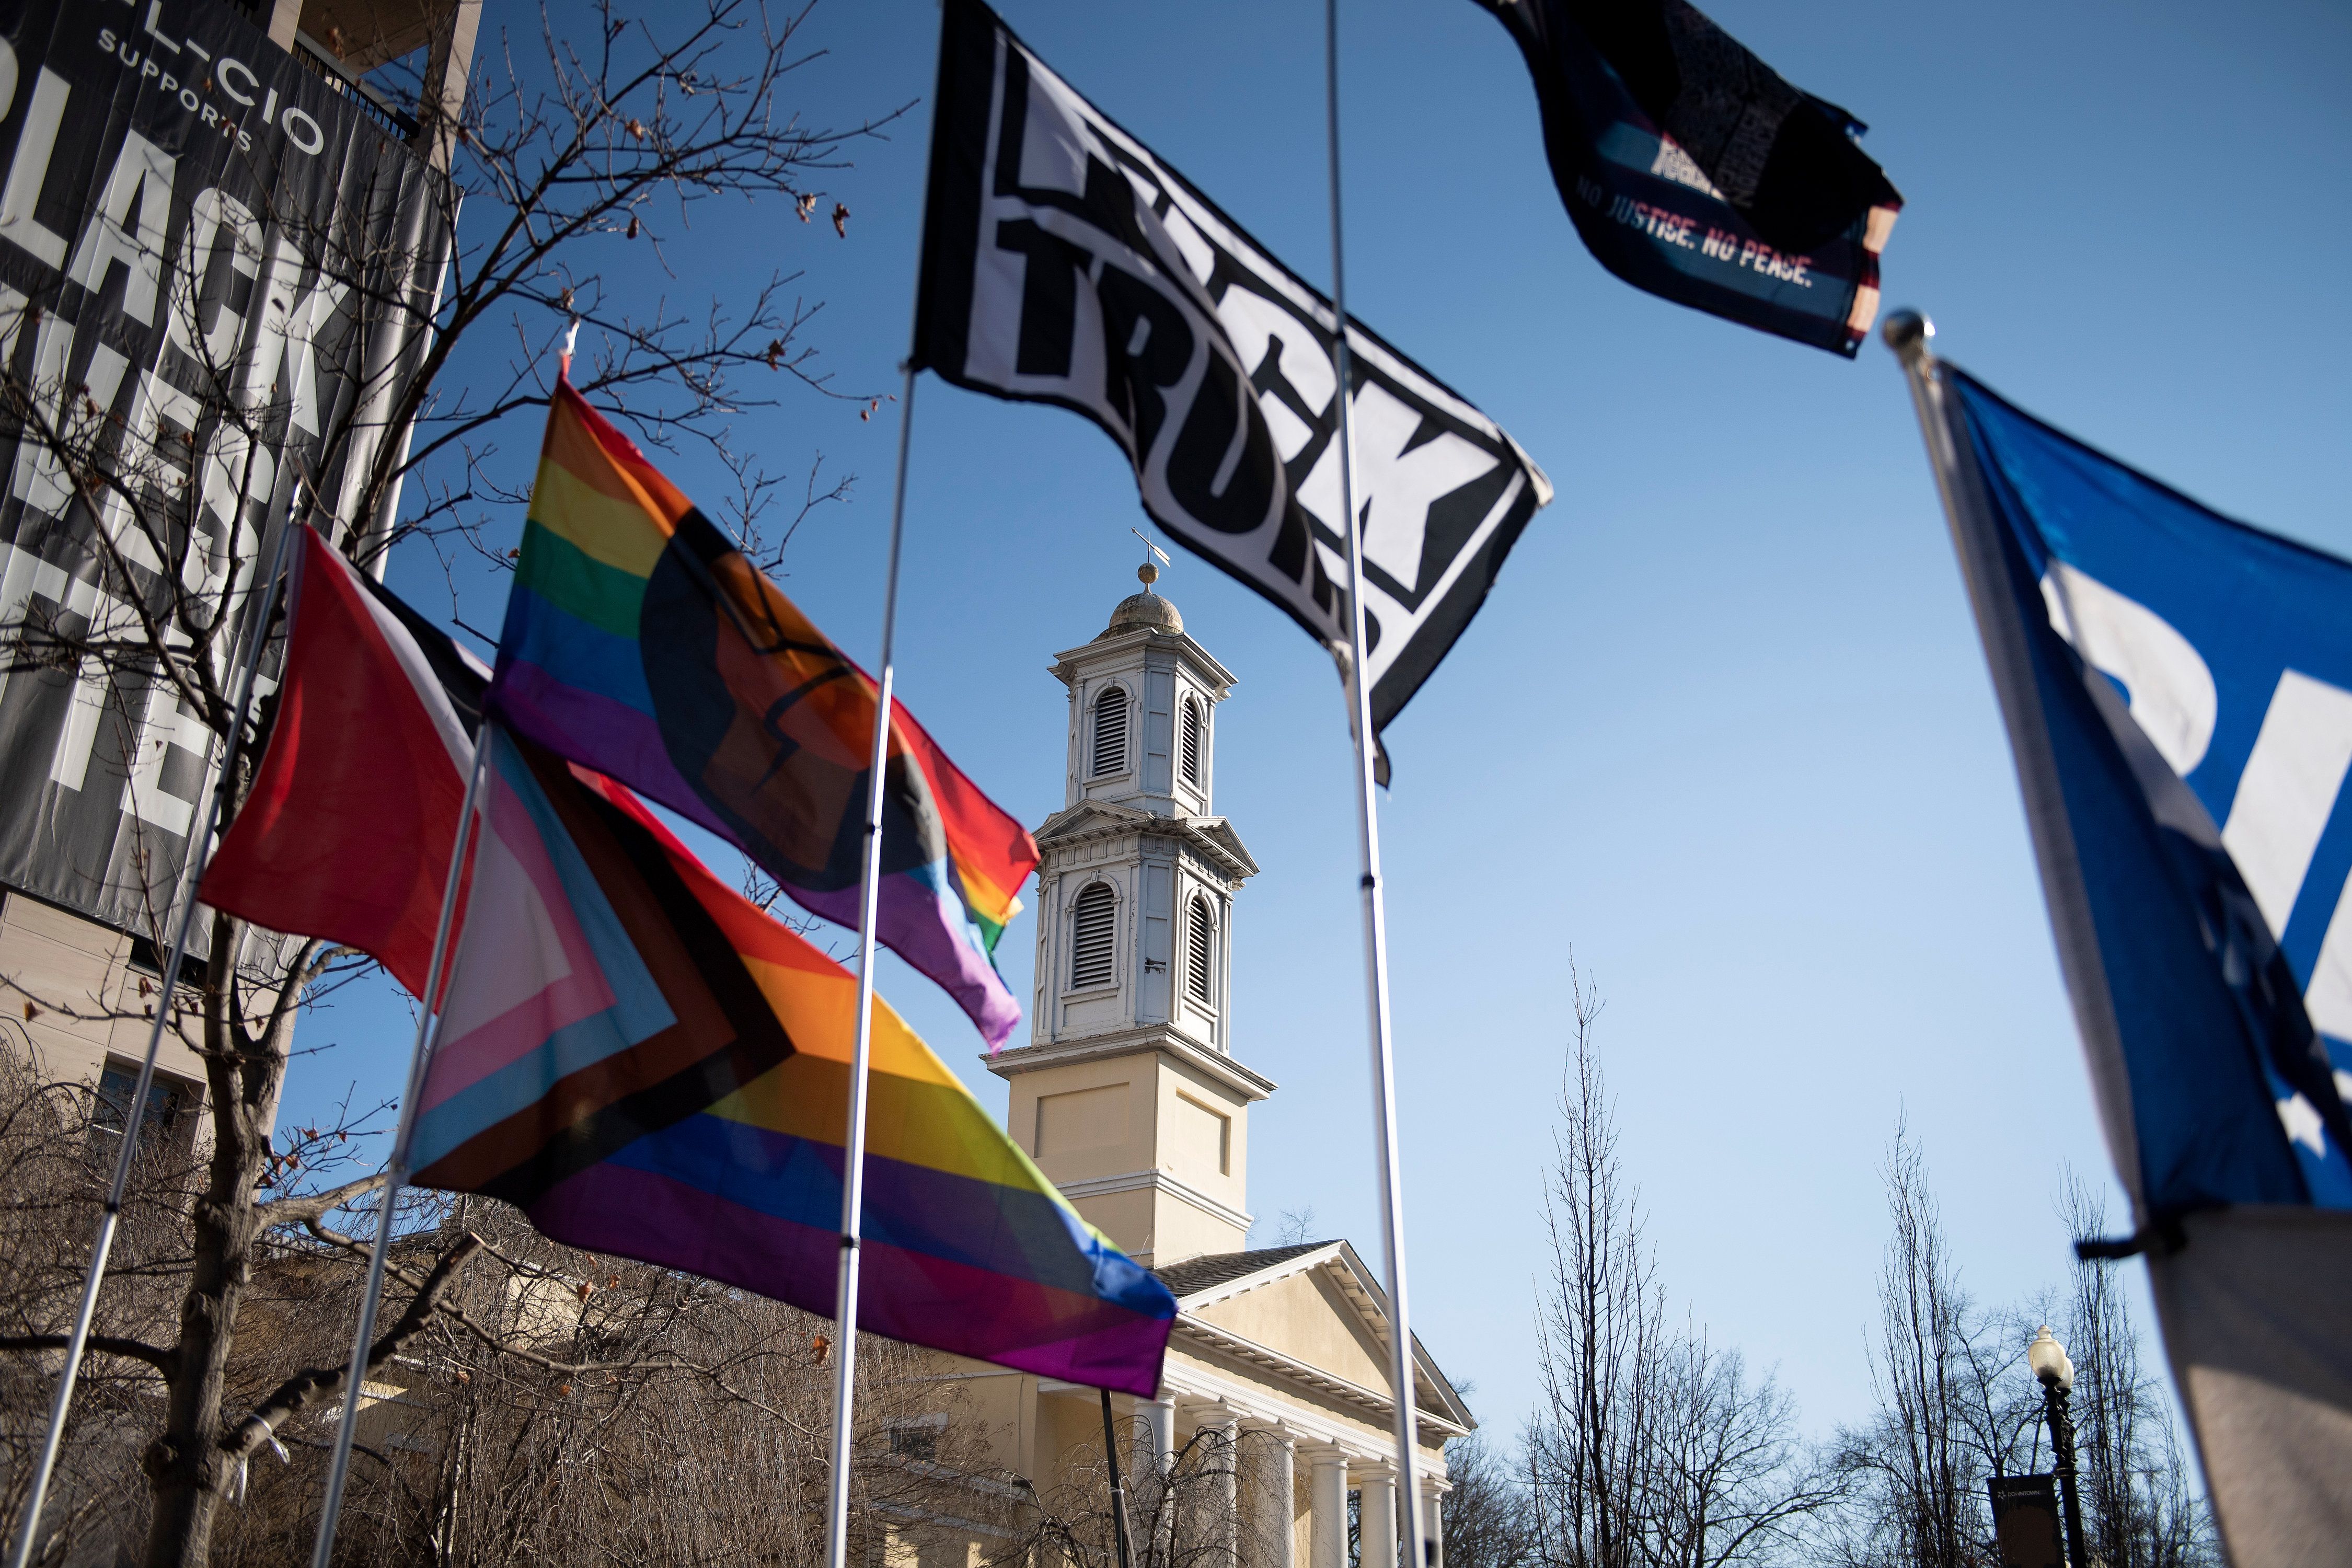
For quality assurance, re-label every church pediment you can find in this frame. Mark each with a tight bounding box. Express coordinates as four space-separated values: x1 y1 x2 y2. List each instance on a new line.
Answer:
1156 1241 1474 1434
1034 803 1259 883
1033 799 1156 843
1187 816 1260 878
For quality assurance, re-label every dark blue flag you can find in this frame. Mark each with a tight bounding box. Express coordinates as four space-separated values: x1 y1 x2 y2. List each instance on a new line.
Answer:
1898 323 2352 1568
1913 353 2352 1214
1475 0 1901 357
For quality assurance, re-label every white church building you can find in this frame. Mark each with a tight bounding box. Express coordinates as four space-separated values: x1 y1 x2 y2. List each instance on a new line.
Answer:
906 572 1473 1566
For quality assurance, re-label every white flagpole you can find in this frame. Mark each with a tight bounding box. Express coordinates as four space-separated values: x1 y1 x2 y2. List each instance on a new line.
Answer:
306 723 492 1568
1321 2 1428 1561
822 355 918 1568
308 320 561 1564
5 504 305 1568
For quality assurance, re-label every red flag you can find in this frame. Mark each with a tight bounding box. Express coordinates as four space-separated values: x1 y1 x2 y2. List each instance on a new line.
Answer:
200 528 484 997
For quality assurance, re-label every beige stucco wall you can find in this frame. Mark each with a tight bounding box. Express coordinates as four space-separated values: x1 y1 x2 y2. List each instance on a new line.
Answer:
1003 1045 1253 1264
1193 1271 1393 1395
1021 1057 1150 1183
0 891 209 1130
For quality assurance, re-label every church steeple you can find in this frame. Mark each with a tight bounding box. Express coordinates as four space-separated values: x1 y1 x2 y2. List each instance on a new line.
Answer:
1066 561 1218 820
988 566 1272 1265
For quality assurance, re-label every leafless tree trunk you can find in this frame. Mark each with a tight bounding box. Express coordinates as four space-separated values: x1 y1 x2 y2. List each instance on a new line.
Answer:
1525 970 1661 1568
1525 969 1837 1568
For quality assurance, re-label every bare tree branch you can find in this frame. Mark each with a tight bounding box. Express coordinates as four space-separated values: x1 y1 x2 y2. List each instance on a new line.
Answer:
219 1233 484 1463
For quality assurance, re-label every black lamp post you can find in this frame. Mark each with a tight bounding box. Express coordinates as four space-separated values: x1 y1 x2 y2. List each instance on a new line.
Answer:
2027 1326 2089 1568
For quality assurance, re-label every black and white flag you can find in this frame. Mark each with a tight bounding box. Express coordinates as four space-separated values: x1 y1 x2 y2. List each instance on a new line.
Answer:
914 0 1553 748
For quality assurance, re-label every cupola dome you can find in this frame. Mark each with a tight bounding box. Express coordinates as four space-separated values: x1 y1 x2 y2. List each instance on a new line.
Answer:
1098 562 1183 638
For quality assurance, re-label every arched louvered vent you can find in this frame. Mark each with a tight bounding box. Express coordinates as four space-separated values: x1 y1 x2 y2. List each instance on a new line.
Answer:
1091 688 1128 778
1186 898 1214 1005
1181 699 1204 788
1070 883 1116 989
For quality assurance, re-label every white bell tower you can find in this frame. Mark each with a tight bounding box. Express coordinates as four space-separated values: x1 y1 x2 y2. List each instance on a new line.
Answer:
989 564 1272 1265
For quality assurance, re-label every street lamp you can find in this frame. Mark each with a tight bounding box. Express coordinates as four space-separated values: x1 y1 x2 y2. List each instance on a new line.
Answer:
2028 1327 2088 1568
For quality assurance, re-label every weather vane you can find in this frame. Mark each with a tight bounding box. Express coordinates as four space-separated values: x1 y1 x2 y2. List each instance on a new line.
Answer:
1131 526 1170 592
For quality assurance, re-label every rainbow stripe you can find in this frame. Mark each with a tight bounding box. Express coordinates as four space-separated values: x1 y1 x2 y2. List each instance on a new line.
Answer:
411 732 1174 1391
488 381 1036 1046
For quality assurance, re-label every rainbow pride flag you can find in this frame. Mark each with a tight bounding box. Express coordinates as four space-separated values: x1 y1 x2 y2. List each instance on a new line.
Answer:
410 730 1174 1391
487 379 1036 1046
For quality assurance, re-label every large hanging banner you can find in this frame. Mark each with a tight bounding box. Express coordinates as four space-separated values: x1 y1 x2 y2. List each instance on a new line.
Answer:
914 0 1553 748
0 0 449 940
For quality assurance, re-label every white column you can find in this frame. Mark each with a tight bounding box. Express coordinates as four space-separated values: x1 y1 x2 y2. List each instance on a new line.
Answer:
1359 1465 1399 1568
1254 1431 1298 1568
1308 1449 1349 1568
1146 1394 1177 1473
1208 1412 1241 1558
1420 1481 1445 1568
1146 1396 1178 1560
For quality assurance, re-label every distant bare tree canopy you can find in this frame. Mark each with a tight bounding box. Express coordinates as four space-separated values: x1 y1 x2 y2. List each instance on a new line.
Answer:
1820 1133 2218 1568
2051 1174 2212 1568
1472 975 2216 1568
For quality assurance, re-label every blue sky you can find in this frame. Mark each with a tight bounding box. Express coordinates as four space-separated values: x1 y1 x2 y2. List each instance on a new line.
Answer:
282 0 2352 1448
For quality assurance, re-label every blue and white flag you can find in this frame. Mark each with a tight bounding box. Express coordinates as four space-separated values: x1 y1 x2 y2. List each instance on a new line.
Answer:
1905 341 2352 1564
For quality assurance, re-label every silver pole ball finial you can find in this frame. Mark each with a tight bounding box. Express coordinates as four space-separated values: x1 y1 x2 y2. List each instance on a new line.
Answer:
1882 309 1933 361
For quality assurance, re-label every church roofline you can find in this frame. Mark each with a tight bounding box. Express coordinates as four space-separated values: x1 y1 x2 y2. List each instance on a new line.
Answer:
1150 1240 1478 1433
1167 1315 1473 1446
984 1025 1276 1101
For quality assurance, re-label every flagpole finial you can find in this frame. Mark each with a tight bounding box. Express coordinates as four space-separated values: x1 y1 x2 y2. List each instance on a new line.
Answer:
560 317 581 379
1882 308 1933 367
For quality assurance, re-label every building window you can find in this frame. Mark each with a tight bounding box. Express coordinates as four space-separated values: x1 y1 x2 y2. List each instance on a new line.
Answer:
1070 883 1117 990
1091 687 1129 778
1186 898 1214 1006
1181 698 1204 788
887 1415 946 1462
90 1057 192 1159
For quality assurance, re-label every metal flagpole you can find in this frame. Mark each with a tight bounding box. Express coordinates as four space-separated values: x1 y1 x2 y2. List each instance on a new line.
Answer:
310 318 563 1566
5 502 305 1568
306 722 492 1568
1100 1389 1137 1568
822 355 918 1568
1322 1 1427 1561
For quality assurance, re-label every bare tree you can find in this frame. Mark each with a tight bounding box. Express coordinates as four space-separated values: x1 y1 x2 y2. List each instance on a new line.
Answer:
0 1039 1030 1568
1441 1432 1537 1568
202 1194 1021 1568
2053 1173 2216 1568
1641 1325 1843 1568
0 1036 443 1565
0 5 898 1564
1524 971 1662 1568
1826 1126 2040 1568
1526 969 1836 1568
1007 1421 1285 1568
